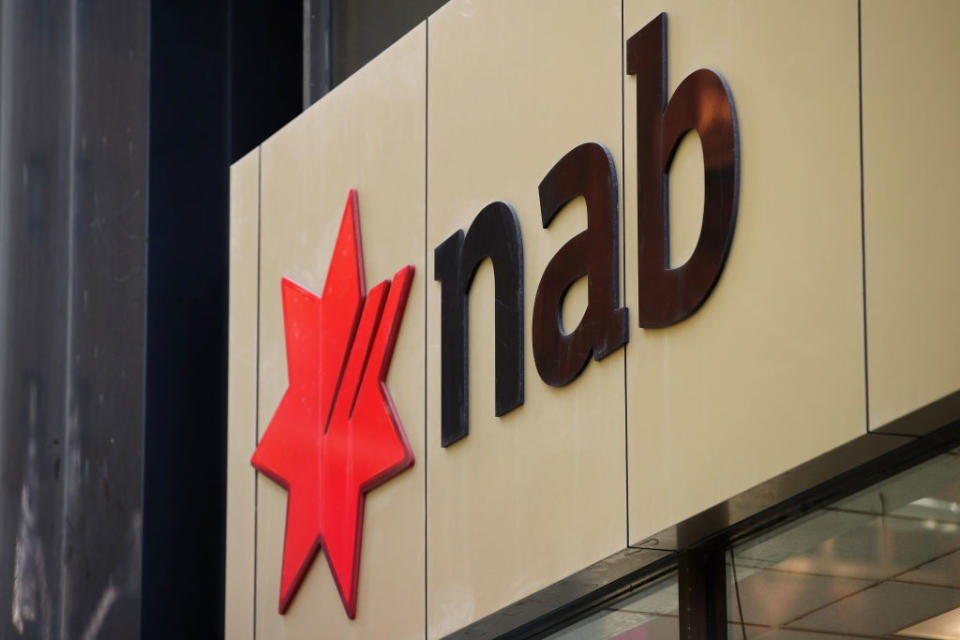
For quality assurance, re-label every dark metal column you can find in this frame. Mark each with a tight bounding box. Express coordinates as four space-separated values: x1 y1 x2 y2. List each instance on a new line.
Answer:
303 0 332 108
328 0 448 87
0 1 149 638
142 2 301 638
678 545 728 640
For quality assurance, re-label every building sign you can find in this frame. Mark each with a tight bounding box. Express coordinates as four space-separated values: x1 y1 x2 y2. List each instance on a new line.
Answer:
251 191 415 617
436 12 738 443
249 12 737 618
227 0 943 635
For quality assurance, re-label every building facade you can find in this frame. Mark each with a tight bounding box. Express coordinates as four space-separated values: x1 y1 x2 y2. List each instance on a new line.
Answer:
226 1 960 639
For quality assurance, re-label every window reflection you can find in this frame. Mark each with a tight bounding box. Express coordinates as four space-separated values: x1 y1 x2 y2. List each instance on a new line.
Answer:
546 573 679 640
728 450 960 639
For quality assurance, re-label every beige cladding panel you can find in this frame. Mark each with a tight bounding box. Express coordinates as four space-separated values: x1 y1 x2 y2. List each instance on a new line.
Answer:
226 147 259 640
623 1 866 545
426 1 625 637
254 25 426 639
862 0 960 429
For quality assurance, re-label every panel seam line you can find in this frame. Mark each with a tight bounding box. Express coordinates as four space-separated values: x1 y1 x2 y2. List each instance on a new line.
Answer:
253 145 262 640
423 18 430 640
858 0 871 434
621 0 630 550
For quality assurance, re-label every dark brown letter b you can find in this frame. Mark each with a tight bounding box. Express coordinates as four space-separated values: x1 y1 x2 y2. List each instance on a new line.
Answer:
628 13 739 328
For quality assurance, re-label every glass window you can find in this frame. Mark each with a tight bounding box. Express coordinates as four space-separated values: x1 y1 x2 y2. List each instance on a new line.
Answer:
728 449 960 639
546 572 679 639
329 0 448 86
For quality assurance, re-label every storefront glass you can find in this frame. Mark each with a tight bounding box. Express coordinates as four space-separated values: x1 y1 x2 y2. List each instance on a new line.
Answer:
728 449 960 639
541 446 960 639
546 573 679 639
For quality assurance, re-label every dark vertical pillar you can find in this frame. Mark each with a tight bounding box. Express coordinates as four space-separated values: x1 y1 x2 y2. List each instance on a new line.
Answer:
0 4 74 636
67 3 149 635
143 3 302 638
230 0 303 161
329 0 448 86
142 3 231 637
304 0 332 107
678 545 728 640
0 1 148 638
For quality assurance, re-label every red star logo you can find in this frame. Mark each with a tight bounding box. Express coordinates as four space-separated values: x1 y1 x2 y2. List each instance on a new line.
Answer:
251 189 415 618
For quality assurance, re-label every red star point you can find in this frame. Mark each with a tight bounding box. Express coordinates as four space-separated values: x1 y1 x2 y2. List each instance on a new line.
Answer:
251 189 415 618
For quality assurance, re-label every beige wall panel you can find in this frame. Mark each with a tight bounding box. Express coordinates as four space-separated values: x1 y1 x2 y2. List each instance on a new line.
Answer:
624 1 866 545
426 1 626 637
862 0 960 429
226 147 260 640
255 25 426 639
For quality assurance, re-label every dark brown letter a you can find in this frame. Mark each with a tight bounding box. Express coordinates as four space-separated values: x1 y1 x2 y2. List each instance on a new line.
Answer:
628 13 739 328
